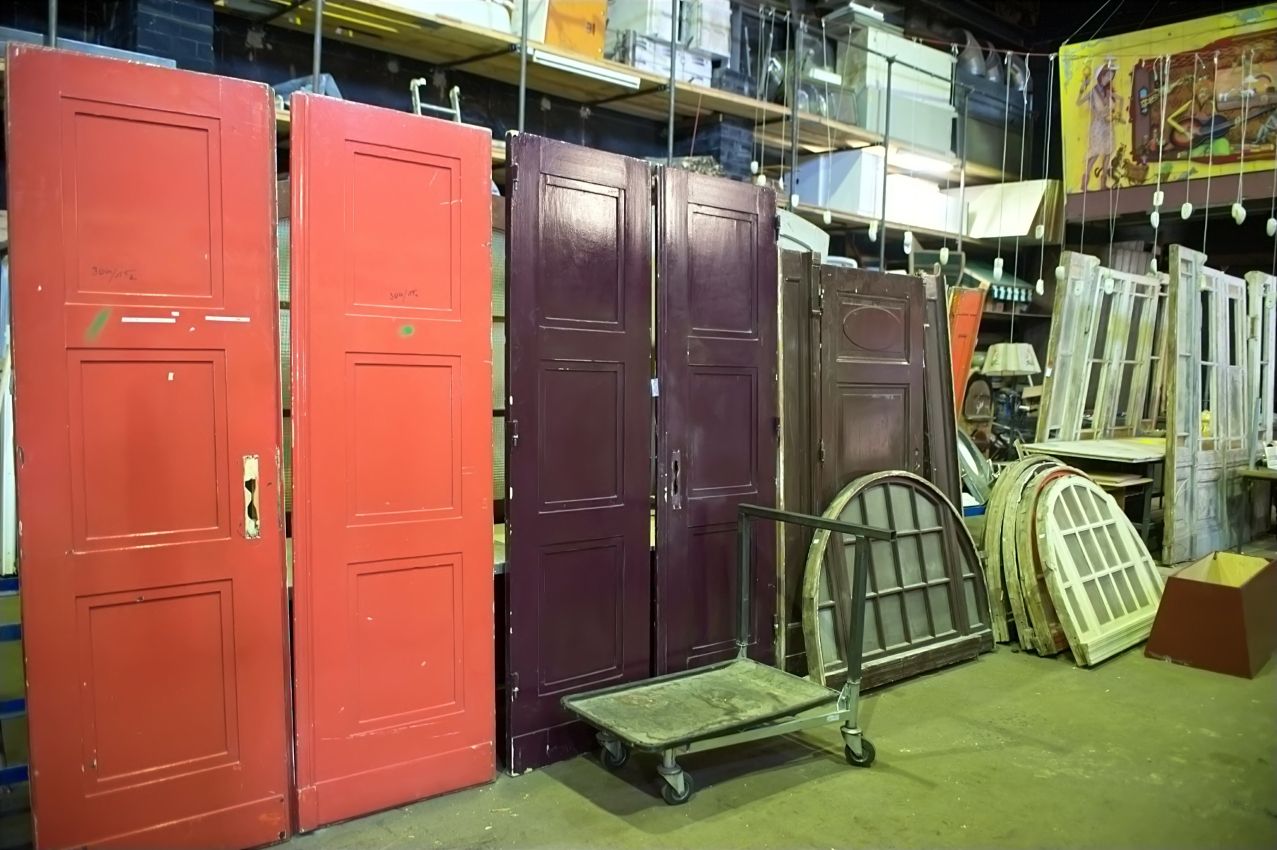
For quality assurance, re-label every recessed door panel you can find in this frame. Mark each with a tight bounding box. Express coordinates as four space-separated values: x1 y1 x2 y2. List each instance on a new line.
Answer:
7 45 291 849
290 94 494 829
656 170 777 674
819 267 926 505
505 135 652 773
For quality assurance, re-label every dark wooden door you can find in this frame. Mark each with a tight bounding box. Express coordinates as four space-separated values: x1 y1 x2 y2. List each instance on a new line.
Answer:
7 46 291 848
819 268 926 505
505 135 652 772
777 250 821 673
289 94 494 829
655 170 777 674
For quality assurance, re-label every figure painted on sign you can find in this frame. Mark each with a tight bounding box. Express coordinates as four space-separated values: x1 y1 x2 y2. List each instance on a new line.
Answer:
1165 81 1232 157
1078 60 1124 190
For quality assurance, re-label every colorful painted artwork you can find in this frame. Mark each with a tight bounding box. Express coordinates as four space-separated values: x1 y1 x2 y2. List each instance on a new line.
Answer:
1060 4 1277 194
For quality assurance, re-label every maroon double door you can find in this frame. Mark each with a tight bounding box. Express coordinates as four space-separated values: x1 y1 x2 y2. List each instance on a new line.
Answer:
505 136 776 772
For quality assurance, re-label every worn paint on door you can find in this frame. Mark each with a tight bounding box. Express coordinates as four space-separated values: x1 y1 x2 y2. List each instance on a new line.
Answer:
655 170 778 674
289 94 494 828
505 135 652 772
6 46 291 848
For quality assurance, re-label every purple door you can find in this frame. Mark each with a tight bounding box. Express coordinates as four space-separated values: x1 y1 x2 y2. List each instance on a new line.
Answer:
505 135 652 772
655 169 778 673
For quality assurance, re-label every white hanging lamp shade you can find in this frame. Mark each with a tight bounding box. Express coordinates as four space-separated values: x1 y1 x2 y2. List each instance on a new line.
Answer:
984 342 1041 377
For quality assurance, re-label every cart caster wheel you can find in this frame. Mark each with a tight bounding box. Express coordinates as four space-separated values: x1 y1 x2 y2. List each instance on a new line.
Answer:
600 744 629 771
844 738 876 767
661 773 694 806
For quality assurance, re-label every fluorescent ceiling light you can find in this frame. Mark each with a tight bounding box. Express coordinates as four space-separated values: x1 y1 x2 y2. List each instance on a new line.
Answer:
889 149 956 175
807 67 843 86
531 49 640 89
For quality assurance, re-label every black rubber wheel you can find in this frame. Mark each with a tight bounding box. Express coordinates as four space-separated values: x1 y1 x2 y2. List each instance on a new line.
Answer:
600 744 629 771
661 773 694 806
844 738 876 767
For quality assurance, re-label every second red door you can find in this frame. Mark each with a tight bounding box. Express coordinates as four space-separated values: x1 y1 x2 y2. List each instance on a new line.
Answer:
289 94 495 829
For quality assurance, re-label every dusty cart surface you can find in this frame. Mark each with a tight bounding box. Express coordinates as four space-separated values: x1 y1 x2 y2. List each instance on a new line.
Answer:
562 504 894 805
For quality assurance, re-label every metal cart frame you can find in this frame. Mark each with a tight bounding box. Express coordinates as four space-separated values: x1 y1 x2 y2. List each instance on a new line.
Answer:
563 503 894 805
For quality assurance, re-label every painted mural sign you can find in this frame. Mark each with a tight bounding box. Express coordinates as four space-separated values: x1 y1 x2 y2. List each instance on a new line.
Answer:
1060 4 1277 195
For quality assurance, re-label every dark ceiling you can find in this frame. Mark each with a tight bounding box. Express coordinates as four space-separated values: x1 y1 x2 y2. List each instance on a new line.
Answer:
800 0 1265 53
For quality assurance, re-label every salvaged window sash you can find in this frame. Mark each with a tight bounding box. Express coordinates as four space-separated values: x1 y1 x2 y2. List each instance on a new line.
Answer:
1037 251 1168 442
1245 271 1277 464
1164 246 1250 564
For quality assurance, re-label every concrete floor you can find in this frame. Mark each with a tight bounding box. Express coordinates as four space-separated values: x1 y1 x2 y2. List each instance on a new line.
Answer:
294 647 1277 850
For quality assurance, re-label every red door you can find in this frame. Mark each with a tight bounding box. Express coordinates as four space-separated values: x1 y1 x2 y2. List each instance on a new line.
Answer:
6 47 291 848
289 94 494 829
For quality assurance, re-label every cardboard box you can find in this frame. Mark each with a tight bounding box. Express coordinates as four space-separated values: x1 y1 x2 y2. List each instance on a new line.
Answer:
518 1 607 58
1145 553 1277 678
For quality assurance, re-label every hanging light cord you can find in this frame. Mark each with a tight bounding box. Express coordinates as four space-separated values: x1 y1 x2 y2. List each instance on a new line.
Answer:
996 52 1013 265
1038 54 1057 286
1234 47 1254 209
1150 54 1170 257
1010 60 1030 343
1202 51 1219 255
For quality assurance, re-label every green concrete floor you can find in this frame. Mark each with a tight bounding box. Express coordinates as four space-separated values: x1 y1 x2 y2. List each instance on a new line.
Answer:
293 648 1277 849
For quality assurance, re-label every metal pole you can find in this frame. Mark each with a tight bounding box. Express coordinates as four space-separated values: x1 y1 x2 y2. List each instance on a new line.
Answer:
736 512 752 657
847 536 870 685
789 19 802 207
958 89 969 253
667 0 678 164
518 0 530 131
46 0 57 47
311 0 324 95
878 57 893 270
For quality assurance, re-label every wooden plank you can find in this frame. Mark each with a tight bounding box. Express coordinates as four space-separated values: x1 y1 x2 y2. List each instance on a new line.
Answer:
1019 438 1165 464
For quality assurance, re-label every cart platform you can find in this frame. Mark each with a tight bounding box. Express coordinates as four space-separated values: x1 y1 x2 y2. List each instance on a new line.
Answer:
563 657 837 750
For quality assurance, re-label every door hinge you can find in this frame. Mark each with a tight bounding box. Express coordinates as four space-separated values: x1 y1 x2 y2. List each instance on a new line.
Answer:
509 672 520 700
508 162 517 193
818 440 826 463
509 418 519 448
773 214 781 240
651 170 660 195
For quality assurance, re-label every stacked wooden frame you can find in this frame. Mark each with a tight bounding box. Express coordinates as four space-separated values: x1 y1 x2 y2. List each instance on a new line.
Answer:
1037 252 1170 442
776 252 985 680
1164 246 1251 564
1245 271 1277 468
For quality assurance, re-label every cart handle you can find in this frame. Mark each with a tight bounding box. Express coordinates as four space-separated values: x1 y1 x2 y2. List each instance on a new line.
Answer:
735 504 895 683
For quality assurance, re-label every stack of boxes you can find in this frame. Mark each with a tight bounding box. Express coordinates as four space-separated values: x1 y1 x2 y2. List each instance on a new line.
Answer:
836 21 955 155
604 0 728 87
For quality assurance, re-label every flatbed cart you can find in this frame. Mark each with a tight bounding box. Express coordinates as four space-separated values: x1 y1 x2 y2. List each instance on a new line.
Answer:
562 504 895 805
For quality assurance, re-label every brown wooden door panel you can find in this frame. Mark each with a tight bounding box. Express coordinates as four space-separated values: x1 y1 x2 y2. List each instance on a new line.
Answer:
7 46 291 848
777 251 820 672
505 135 652 772
819 268 926 506
655 170 777 674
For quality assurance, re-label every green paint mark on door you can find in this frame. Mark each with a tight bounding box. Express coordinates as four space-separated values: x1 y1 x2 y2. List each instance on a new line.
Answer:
399 324 415 337
85 307 111 342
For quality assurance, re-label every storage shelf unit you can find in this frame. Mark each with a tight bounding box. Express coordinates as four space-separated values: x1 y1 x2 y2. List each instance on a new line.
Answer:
220 0 1011 182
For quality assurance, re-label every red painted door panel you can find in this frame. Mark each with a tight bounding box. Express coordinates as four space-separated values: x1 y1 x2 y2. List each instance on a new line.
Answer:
655 170 777 673
505 135 652 772
289 94 494 829
6 46 291 848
